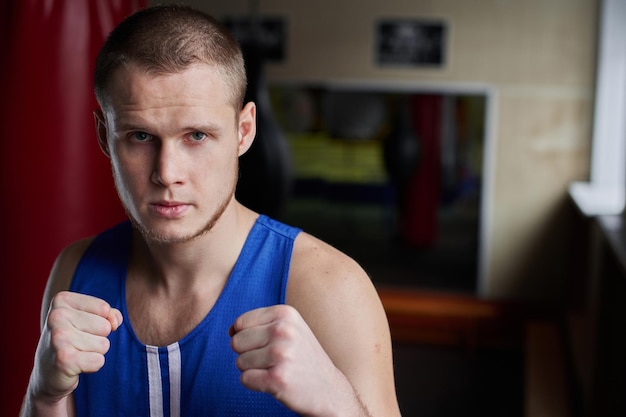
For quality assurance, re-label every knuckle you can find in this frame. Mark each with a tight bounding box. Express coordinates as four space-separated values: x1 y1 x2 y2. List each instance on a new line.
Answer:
95 301 112 319
94 317 113 336
233 316 245 332
269 366 289 392
275 304 296 319
268 342 294 365
49 325 72 344
230 335 242 353
87 298 112 321
240 370 258 390
47 306 70 326
97 336 111 353
235 354 246 371
50 291 71 307
270 319 295 340
268 343 286 361
54 345 77 370
91 353 106 371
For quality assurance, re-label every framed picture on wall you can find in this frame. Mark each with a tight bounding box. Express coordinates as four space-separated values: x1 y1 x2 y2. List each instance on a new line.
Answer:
223 16 287 62
376 18 447 67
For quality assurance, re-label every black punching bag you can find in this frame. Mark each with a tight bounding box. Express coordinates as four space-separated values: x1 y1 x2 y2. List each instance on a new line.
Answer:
383 96 420 191
236 27 292 217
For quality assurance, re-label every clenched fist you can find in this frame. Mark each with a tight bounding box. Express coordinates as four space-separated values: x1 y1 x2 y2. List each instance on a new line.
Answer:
230 304 360 416
30 291 122 402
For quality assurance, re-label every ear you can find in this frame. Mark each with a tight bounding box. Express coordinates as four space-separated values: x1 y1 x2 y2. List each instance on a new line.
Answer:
94 109 111 158
237 101 256 157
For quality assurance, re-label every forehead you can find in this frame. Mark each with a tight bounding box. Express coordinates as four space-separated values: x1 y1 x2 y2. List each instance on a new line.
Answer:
104 63 233 115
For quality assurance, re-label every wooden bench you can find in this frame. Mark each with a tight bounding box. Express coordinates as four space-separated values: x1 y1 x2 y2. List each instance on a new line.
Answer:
377 286 573 416
377 286 528 349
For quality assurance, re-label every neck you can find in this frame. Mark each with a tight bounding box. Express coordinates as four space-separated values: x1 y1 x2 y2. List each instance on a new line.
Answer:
129 202 258 294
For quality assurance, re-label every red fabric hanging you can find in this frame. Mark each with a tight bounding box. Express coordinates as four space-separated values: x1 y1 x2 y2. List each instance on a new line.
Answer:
400 94 442 246
0 1 145 414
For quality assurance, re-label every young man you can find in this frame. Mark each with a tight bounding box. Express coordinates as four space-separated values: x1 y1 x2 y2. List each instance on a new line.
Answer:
21 5 401 417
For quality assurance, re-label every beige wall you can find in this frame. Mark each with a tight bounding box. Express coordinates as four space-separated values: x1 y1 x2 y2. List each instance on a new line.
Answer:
165 0 598 301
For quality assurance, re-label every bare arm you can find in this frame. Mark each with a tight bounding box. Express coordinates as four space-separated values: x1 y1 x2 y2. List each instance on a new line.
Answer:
230 232 401 417
20 238 122 417
288 233 401 417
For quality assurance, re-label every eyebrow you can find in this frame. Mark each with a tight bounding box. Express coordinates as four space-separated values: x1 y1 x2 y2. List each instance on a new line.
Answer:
114 118 224 135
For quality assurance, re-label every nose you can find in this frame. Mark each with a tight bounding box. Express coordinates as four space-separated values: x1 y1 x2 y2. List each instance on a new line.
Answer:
151 141 184 186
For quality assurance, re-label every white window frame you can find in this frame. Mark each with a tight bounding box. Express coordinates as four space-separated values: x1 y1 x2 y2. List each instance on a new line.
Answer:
569 0 626 216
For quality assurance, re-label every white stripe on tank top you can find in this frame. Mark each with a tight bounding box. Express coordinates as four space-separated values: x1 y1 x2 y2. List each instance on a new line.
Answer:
146 343 182 417
168 343 182 417
147 345 163 417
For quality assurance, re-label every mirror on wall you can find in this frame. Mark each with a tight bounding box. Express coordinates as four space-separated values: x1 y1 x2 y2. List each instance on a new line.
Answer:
270 82 487 293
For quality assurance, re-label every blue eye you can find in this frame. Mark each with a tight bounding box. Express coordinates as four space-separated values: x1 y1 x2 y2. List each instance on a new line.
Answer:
190 132 207 141
132 132 152 142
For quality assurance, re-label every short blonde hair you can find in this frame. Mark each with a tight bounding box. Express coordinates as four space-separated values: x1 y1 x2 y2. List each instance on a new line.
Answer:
94 5 247 111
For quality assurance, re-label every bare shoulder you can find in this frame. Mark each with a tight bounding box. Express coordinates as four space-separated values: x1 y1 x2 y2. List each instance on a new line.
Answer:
290 231 368 279
40 237 95 327
287 231 401 416
287 231 386 338
287 231 376 314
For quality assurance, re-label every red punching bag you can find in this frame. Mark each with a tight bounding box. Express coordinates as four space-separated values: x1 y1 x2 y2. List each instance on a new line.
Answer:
0 1 144 414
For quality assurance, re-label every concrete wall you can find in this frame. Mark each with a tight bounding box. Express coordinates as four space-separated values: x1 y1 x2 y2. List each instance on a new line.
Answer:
168 0 599 301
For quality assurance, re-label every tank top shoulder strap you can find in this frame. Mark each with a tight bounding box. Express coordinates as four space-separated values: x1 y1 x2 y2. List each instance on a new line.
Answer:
220 215 301 307
256 214 301 240
69 221 132 308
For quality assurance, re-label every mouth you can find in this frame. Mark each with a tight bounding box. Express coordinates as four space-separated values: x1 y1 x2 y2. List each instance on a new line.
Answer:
150 200 190 218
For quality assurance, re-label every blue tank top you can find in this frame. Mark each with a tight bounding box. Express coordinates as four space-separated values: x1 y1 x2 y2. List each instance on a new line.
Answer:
69 215 301 417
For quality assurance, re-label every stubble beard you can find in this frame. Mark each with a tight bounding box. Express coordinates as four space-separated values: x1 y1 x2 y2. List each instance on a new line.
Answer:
128 190 233 245
117 166 239 246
